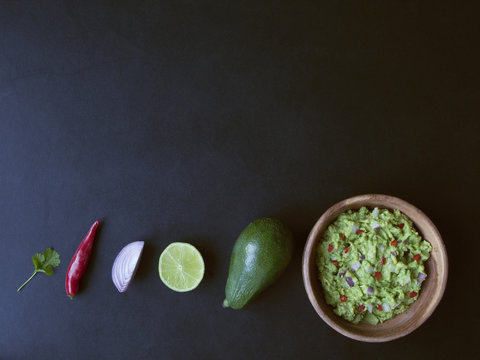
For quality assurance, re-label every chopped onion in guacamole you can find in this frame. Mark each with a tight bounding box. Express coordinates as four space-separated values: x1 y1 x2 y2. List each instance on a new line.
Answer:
316 207 432 325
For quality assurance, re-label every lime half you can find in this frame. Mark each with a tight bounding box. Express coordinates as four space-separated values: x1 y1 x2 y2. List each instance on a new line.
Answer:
158 242 205 292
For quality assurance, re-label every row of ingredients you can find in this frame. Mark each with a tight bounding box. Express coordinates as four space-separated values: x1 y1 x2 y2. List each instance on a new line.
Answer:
17 218 294 310
17 209 431 324
17 220 207 296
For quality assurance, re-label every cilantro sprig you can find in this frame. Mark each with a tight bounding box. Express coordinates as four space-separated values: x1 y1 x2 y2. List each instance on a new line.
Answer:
17 248 61 292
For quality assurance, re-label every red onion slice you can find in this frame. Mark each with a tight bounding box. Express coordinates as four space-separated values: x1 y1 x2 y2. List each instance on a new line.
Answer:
112 241 144 293
418 272 427 284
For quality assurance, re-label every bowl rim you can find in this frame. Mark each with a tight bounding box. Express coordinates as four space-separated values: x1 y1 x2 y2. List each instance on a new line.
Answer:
302 194 448 342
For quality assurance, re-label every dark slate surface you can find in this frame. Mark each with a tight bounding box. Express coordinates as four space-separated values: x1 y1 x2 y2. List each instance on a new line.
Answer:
0 1 478 359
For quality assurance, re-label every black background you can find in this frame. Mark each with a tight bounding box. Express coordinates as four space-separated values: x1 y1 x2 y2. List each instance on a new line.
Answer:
1 1 478 359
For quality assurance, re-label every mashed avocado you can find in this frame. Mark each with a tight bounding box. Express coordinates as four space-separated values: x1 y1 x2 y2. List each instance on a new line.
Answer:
317 207 432 325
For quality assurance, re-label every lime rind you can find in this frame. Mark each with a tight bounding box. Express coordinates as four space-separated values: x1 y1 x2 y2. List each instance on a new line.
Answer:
158 242 205 292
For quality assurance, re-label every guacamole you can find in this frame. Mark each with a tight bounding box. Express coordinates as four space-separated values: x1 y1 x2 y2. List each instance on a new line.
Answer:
317 207 432 325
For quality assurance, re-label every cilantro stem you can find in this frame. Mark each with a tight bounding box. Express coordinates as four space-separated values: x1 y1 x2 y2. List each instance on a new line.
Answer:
17 271 38 292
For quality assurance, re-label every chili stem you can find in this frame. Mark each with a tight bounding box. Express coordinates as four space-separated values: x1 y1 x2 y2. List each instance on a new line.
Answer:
17 271 38 292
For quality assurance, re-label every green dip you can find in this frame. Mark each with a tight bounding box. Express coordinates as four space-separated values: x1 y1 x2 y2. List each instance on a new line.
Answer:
317 207 432 325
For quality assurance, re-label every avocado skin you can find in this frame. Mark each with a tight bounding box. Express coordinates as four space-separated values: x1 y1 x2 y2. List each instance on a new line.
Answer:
223 218 293 309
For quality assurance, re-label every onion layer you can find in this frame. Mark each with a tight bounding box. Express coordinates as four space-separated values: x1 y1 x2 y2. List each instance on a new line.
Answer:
112 241 144 292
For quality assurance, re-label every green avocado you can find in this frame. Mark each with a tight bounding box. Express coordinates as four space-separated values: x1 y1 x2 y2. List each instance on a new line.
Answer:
223 218 293 309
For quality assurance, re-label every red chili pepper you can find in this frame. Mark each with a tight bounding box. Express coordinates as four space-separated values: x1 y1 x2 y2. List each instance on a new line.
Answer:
375 271 382 279
333 260 338 266
391 239 397 246
409 291 418 298
358 305 365 312
398 223 405 229
356 229 364 235
413 254 420 261
344 247 350 254
65 221 100 299
340 295 347 302
328 244 334 253
340 233 346 240
381 257 386 265
377 305 383 311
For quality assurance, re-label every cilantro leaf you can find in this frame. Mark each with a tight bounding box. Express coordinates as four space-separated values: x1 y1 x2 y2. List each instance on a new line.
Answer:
44 266 54 276
17 248 61 292
32 253 43 269
38 248 61 273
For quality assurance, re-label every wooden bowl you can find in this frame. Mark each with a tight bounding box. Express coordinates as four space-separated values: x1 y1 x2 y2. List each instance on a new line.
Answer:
302 194 448 342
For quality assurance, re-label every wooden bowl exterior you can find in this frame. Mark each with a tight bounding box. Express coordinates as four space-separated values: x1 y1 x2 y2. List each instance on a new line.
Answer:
302 194 448 342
